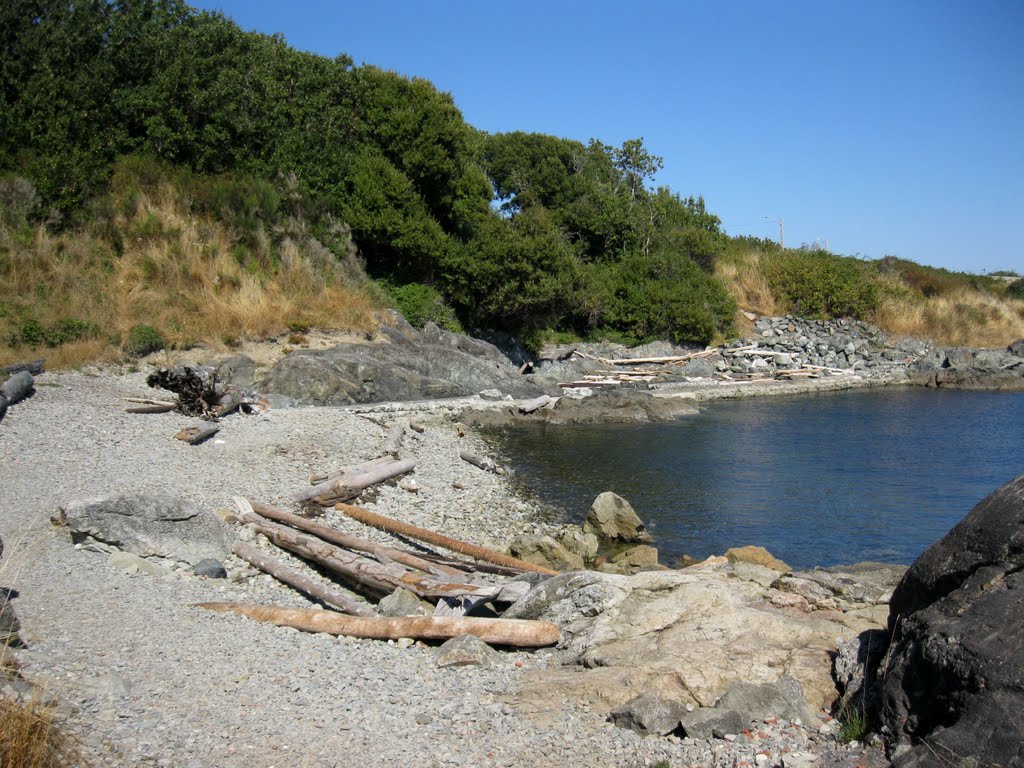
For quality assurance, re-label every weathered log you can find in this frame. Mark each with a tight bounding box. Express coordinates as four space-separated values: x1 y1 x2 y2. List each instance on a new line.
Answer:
296 459 415 504
407 551 532 577
194 602 561 647
235 501 497 599
518 395 553 414
0 359 44 376
0 371 34 407
408 419 426 434
380 423 404 458
174 424 219 445
125 397 178 407
232 541 377 617
126 403 176 414
309 456 396 485
335 503 559 576
460 451 499 474
244 499 463 577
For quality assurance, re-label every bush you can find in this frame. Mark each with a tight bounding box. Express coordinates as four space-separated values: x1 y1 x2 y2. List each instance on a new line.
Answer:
1006 279 1024 300
385 282 462 332
764 251 878 319
10 319 98 348
124 324 166 357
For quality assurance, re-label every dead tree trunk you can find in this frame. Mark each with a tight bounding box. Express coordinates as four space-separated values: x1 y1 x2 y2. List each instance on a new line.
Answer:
194 602 561 647
335 503 558 576
232 541 377 617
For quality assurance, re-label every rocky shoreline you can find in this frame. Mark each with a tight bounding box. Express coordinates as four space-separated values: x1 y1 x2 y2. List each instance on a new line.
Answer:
0 317 1022 767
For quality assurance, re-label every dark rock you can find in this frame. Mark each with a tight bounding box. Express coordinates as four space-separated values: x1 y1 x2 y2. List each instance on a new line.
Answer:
942 348 975 368
378 587 431 617
0 395 7 424
678 358 717 378
881 474 1024 766
1008 339 1024 357
0 371 34 406
192 558 227 578
59 494 232 566
678 707 749 740
0 590 20 647
435 634 498 668
608 693 687 736
259 320 552 405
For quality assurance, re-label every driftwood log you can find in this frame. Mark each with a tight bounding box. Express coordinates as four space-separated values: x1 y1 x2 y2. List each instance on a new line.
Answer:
460 451 500 474
175 424 219 445
232 541 377 617
0 359 44 376
244 500 463 578
335 503 558 576
0 371 34 407
194 602 561 647
235 503 500 600
518 395 553 414
293 459 415 505
309 456 396 485
380 424 404 458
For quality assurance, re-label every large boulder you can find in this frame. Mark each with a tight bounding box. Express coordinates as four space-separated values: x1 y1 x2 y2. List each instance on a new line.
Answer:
258 315 553 405
584 492 653 544
58 494 232 566
881 474 1024 766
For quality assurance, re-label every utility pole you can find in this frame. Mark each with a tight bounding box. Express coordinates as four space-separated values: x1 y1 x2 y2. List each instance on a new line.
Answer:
764 216 784 248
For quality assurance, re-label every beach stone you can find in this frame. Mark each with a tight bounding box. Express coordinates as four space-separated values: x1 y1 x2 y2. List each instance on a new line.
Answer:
679 358 716 378
213 354 257 389
509 534 584 572
192 559 227 579
379 588 431 617
678 707 749 740
881 473 1024 766
436 634 498 668
60 494 232 566
725 545 791 573
584 492 653 544
716 676 817 724
608 693 686 736
610 544 660 571
109 550 170 577
556 528 599 562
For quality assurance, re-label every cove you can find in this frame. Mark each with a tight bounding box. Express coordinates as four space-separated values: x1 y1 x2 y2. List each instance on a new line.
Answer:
493 388 1024 570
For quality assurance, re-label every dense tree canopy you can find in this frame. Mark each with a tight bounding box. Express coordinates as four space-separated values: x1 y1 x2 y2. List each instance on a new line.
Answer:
0 0 735 345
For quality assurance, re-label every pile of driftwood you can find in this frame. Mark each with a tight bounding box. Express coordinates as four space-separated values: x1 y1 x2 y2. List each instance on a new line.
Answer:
198 497 560 647
126 365 271 445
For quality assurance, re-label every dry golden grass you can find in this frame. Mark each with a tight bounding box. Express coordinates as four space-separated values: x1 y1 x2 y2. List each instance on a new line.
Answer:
0 184 380 369
0 688 86 768
717 247 1024 348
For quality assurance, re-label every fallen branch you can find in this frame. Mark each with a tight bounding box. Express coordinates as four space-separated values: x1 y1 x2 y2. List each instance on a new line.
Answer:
232 541 377 617
194 602 561 647
335 503 558 576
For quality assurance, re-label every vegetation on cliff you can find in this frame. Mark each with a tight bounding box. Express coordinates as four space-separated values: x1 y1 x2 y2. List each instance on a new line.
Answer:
1 1 1020 367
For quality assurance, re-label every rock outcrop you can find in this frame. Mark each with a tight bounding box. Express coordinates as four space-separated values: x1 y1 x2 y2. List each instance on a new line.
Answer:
909 343 1024 391
56 494 232 567
259 315 554 405
508 557 898 719
881 474 1024 766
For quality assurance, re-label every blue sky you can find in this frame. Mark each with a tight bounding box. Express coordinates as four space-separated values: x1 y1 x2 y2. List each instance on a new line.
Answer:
190 0 1022 274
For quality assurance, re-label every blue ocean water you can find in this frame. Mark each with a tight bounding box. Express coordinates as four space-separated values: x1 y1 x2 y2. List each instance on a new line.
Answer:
493 388 1024 569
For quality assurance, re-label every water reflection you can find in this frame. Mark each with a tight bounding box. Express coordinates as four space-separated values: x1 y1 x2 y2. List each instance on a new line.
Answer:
494 388 1024 569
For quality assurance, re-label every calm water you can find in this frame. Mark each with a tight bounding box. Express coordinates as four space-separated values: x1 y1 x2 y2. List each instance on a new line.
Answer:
494 388 1024 569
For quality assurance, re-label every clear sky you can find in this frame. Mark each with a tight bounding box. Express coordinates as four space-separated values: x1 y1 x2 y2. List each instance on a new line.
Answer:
190 0 1022 274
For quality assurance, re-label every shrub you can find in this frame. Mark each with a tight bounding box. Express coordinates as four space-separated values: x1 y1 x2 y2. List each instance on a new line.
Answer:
124 324 166 357
764 251 878 319
43 319 99 347
385 282 462 332
13 320 44 348
1006 279 1024 300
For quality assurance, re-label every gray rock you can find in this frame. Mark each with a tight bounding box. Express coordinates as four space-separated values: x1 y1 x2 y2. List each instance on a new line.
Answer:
378 588 431 617
60 494 232 566
882 474 1024 766
478 388 504 400
1008 339 1024 357
258 318 550 405
436 634 498 668
214 354 257 389
109 550 170 577
716 676 816 725
833 629 887 721
556 528 599 562
0 593 20 646
608 693 687 736
192 559 227 579
679 358 716 378
509 534 584 572
584 492 653 544
678 707 749 740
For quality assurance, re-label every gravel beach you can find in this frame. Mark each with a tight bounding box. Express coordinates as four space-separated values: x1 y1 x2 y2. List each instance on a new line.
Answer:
0 367 862 767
